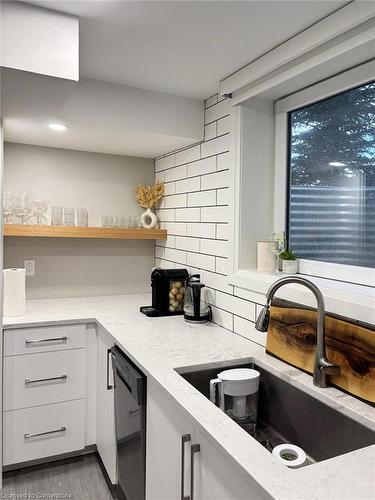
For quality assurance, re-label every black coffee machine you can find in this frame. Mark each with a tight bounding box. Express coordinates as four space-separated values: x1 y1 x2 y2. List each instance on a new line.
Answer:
140 268 189 317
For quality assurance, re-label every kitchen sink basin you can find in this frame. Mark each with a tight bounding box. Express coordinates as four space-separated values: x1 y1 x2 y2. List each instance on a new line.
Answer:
177 360 375 465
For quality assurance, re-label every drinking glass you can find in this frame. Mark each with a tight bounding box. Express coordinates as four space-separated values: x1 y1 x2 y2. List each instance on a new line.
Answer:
30 199 48 225
268 231 286 274
64 207 75 227
51 206 63 226
13 192 31 224
101 215 114 227
3 191 14 224
77 208 88 227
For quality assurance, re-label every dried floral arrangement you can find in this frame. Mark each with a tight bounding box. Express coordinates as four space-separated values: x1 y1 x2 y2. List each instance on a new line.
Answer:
135 182 165 209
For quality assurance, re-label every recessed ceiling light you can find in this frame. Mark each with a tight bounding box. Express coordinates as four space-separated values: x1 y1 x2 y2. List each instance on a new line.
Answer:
48 123 67 131
329 161 347 167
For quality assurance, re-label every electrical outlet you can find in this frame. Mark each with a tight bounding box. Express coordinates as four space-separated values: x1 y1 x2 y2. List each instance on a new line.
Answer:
24 260 35 276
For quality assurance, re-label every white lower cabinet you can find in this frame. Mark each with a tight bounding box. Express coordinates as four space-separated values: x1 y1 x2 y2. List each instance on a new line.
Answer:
96 326 117 484
3 399 85 466
146 379 194 500
146 380 266 500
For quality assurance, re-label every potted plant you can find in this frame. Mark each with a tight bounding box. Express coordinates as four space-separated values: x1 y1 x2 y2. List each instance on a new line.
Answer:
280 249 298 274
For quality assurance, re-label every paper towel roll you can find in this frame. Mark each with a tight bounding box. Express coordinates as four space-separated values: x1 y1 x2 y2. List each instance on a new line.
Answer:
257 241 275 272
3 268 26 316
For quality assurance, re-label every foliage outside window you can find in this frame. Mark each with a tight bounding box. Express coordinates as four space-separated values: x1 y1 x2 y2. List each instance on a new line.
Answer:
288 81 375 269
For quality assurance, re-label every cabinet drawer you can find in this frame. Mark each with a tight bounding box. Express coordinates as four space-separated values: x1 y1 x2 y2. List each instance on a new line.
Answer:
3 349 86 411
3 399 85 466
4 324 86 356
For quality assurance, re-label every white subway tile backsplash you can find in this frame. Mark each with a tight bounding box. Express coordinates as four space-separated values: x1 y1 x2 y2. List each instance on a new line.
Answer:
234 287 265 304
202 270 233 294
156 235 175 248
164 164 187 182
200 239 228 257
217 152 230 171
164 194 187 208
215 256 228 275
201 170 229 190
157 209 175 222
234 316 266 347
217 188 229 205
155 246 165 260
188 190 216 207
154 92 263 341
187 252 215 272
187 223 216 239
175 145 200 166
205 99 231 124
211 306 233 331
201 205 228 223
215 291 256 321
216 223 228 240
164 182 176 196
175 208 200 222
187 157 216 178
164 247 187 264
205 94 218 108
163 222 187 236
204 122 217 141
217 115 231 135
155 155 175 172
175 177 200 194
155 171 165 182
201 134 230 158
175 236 200 253
155 258 174 269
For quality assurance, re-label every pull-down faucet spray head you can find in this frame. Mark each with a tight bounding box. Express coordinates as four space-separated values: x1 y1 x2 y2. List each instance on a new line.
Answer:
255 303 270 332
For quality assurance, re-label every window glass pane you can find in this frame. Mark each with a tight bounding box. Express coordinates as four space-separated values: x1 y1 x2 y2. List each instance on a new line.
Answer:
288 81 375 268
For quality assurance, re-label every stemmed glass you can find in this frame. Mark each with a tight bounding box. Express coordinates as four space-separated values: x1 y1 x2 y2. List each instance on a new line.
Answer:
13 192 31 224
268 231 286 274
3 191 14 224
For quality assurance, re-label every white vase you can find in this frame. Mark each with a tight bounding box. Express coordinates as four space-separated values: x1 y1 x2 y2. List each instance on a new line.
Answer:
282 259 298 274
140 208 158 229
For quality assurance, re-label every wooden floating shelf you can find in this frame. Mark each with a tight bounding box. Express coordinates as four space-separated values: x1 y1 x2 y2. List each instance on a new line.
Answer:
4 224 167 240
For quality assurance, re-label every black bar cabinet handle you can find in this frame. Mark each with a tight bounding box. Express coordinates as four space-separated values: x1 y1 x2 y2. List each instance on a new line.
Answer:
107 348 113 390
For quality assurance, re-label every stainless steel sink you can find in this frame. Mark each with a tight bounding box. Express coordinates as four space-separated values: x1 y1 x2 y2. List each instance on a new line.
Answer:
177 360 375 465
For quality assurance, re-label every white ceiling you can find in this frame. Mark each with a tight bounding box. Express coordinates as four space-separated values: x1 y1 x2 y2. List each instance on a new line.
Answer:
3 0 349 157
24 0 346 99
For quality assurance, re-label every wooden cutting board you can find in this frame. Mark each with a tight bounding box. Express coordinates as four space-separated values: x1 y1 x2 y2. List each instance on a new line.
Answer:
266 304 375 403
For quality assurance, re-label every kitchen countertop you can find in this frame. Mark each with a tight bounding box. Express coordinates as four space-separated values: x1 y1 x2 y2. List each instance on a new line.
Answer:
3 294 375 500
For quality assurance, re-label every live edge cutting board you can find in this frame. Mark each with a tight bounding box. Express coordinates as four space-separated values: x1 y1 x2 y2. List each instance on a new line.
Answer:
266 304 375 403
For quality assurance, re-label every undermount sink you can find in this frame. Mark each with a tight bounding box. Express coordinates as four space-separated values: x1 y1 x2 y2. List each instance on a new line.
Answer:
177 360 375 466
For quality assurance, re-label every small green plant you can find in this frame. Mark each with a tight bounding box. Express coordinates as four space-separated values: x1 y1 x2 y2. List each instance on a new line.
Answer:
280 249 298 261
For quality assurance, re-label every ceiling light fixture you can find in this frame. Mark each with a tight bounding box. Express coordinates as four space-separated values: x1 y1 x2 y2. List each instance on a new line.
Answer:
329 161 347 167
48 123 67 131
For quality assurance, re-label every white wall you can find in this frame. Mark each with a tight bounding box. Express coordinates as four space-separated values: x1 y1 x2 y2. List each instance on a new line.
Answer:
4 143 155 298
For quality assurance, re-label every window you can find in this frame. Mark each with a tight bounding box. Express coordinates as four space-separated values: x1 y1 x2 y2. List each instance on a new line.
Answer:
287 81 375 270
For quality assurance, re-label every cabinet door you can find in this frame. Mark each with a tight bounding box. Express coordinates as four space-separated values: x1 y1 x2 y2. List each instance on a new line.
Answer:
96 327 117 484
146 379 194 500
193 429 266 500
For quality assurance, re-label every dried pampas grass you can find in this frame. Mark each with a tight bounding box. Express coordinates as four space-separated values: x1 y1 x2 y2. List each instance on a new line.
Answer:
135 182 165 209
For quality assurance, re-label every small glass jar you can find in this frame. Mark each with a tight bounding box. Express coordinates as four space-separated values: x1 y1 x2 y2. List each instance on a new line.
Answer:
64 207 75 226
51 206 63 226
77 208 88 227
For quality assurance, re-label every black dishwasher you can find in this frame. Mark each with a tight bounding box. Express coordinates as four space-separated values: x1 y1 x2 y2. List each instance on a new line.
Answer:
111 345 146 500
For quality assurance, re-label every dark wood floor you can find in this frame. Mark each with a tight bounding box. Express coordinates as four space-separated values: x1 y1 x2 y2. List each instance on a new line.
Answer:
1 453 116 500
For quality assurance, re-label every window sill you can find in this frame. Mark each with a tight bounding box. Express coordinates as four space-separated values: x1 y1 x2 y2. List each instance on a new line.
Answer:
228 269 375 324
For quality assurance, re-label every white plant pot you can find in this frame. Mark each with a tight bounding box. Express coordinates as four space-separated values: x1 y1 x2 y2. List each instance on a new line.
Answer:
282 259 298 274
140 208 158 229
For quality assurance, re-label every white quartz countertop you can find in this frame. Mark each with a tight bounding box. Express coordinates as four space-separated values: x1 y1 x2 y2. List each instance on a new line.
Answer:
3 294 375 500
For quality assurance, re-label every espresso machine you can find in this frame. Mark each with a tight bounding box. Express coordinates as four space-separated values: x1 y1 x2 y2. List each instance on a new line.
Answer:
140 267 189 317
